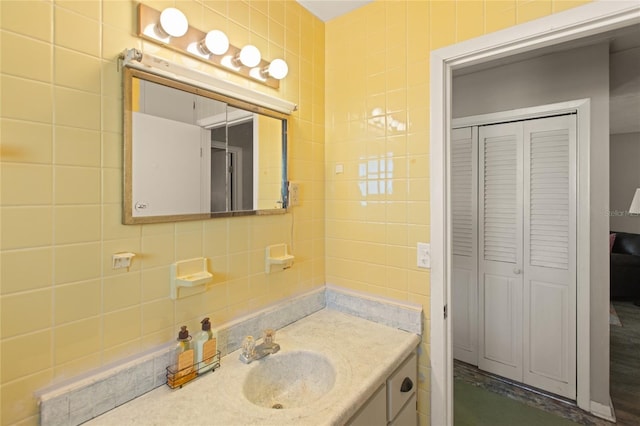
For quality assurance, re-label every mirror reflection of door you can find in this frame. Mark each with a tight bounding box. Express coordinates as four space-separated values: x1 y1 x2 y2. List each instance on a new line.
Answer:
210 116 254 212
210 142 227 212
227 113 254 211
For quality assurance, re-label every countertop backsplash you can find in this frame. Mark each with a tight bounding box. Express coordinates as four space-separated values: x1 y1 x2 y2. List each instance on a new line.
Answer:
38 285 423 426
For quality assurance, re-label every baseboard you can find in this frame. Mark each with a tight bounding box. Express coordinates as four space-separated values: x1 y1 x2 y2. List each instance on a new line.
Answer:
590 398 616 422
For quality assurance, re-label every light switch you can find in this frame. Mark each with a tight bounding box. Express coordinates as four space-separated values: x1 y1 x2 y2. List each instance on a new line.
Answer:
288 182 300 206
417 243 430 269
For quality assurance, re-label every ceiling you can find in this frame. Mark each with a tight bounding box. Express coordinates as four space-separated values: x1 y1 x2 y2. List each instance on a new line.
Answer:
296 0 372 22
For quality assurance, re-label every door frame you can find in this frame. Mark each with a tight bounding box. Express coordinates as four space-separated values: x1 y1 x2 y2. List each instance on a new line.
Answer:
429 2 640 425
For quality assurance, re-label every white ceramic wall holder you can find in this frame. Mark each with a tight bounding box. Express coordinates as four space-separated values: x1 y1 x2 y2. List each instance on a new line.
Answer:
170 257 213 299
265 243 294 273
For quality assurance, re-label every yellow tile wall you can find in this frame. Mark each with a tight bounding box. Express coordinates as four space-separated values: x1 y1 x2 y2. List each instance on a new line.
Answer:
0 0 591 424
324 0 590 423
0 0 324 424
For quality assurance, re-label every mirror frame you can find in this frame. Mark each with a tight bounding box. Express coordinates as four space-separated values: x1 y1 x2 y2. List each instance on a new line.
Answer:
122 67 289 224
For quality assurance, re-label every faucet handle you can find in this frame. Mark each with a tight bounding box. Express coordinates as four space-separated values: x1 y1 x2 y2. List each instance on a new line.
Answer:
241 335 256 358
262 328 276 345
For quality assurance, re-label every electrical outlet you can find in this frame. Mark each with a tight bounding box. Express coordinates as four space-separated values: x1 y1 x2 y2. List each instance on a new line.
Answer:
417 243 430 269
112 252 135 270
288 182 300 206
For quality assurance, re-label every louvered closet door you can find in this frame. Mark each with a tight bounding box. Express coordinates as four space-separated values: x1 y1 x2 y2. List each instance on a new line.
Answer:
523 115 576 399
478 122 524 382
452 127 478 365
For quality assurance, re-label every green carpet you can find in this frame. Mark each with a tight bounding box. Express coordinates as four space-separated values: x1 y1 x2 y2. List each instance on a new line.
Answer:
454 380 581 426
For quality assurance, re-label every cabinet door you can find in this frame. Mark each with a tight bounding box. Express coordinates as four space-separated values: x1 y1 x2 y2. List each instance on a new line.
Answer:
348 384 386 426
389 393 417 426
386 352 417 422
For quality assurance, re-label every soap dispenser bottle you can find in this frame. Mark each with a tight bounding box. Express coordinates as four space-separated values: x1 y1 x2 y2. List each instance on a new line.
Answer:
194 317 217 374
169 325 196 387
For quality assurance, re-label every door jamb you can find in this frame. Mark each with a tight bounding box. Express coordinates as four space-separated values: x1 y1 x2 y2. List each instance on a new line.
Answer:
429 2 640 425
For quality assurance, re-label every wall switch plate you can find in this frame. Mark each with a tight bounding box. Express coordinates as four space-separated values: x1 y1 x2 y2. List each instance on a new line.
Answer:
288 182 300 206
112 252 135 270
417 243 430 269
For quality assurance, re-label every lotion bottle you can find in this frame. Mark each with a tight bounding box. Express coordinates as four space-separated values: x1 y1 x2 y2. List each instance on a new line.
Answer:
194 317 217 374
169 325 195 386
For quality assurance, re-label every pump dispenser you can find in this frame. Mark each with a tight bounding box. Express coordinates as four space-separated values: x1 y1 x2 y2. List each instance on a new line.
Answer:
194 317 217 374
168 325 196 387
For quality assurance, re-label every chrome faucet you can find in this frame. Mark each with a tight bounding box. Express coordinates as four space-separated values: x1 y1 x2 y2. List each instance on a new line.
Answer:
239 329 280 364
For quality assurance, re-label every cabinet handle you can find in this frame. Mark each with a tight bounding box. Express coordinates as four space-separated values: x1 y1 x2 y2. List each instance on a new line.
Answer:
400 377 413 393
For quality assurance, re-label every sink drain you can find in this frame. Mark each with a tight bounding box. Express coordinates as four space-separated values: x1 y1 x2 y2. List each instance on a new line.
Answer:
272 403 284 409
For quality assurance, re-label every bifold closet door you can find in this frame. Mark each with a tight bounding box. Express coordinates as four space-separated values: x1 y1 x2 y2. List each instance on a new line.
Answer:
477 122 524 382
452 127 478 365
522 115 577 399
476 115 577 399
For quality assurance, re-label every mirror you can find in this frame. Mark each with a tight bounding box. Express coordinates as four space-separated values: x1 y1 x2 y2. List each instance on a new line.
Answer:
123 67 288 224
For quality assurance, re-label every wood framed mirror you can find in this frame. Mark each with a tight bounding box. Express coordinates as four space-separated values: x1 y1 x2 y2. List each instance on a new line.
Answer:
122 67 289 224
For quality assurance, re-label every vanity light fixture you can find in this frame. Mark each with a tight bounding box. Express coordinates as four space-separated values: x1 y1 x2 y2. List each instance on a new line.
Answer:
201 30 229 56
264 59 289 80
251 58 289 82
137 3 287 89
188 29 229 59
237 45 262 67
143 7 188 43
121 48 297 115
158 7 189 38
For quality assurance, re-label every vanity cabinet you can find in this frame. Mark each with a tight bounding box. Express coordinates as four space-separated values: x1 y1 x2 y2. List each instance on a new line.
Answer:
348 350 418 426
349 384 387 426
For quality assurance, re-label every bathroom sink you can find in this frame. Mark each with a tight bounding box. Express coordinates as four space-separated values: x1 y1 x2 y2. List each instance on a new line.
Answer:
242 351 336 409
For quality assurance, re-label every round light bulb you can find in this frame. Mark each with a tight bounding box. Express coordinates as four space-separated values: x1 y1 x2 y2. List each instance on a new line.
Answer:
204 30 229 55
268 58 288 80
159 8 188 38
239 45 261 67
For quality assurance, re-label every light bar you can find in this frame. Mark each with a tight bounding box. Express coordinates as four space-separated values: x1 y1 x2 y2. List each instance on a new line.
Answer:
121 48 297 115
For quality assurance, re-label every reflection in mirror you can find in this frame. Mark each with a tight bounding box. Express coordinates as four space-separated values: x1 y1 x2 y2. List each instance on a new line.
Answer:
123 67 288 224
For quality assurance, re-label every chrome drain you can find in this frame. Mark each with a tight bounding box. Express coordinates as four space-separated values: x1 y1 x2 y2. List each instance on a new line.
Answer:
272 403 283 409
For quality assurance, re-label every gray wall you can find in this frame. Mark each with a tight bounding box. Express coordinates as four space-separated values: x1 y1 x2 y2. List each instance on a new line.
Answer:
610 132 640 233
452 42 611 406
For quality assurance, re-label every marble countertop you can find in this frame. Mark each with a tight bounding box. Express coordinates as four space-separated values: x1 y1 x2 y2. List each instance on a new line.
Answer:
86 308 420 426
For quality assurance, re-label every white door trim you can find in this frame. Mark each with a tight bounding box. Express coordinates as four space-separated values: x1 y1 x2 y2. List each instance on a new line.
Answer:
429 2 640 425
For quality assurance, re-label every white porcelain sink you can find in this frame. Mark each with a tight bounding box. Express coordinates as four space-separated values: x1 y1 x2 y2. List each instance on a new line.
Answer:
242 351 336 409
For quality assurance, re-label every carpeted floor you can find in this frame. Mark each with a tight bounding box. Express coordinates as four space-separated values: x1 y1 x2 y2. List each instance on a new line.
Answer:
454 380 581 426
